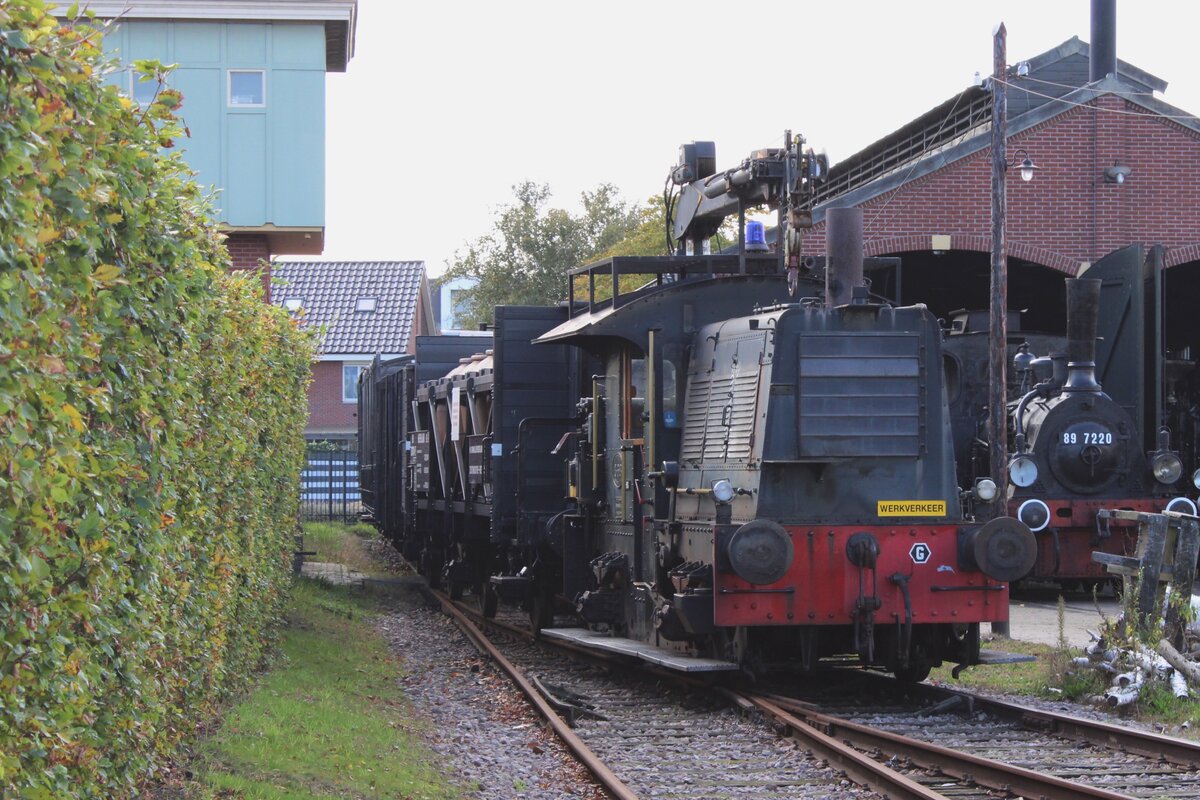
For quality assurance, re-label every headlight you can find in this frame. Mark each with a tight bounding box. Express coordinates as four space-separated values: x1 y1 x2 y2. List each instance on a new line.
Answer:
1017 498 1051 532
1166 497 1198 516
1192 467 1200 491
974 478 998 502
711 479 735 504
1151 452 1183 485
1008 455 1039 488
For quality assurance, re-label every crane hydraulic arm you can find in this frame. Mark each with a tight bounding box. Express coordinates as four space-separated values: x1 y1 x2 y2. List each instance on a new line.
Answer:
669 130 827 265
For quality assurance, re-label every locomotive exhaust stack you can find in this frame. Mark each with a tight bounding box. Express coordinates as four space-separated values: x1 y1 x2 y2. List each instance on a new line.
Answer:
825 206 864 307
1063 277 1102 394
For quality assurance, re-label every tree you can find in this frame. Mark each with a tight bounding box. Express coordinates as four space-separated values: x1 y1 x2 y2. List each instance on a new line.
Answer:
592 195 672 261
440 182 640 327
587 196 740 300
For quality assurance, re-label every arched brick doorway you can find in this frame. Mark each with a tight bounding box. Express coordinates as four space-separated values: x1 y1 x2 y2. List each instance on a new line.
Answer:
861 237 1076 334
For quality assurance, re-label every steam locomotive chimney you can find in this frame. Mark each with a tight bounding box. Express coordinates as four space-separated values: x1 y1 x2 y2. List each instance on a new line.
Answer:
1063 277 1102 393
825 206 864 307
1090 0 1117 82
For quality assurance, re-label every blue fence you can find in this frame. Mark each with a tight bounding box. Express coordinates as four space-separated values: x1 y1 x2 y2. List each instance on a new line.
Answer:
301 445 361 523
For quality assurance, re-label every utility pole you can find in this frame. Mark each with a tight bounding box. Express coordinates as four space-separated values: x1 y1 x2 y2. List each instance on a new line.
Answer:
989 23 1009 515
989 23 1011 637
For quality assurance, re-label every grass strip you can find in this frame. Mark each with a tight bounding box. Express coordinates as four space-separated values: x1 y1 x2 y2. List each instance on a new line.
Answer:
190 577 460 799
301 522 386 575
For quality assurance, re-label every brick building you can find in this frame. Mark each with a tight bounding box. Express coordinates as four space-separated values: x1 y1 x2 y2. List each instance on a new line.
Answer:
803 31 1200 318
797 29 1200 443
273 261 434 443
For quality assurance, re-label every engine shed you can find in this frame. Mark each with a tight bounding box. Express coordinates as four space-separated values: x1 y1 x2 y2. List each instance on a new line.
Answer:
798 7 1200 476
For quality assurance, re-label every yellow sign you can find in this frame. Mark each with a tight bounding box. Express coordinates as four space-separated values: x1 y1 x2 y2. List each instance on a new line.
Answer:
877 500 947 517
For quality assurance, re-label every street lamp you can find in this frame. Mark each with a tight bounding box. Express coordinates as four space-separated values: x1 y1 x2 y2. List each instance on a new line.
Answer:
1010 148 1040 182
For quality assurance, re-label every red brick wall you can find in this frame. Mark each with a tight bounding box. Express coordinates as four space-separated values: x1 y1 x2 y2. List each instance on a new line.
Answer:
307 360 363 437
226 233 272 300
803 95 1200 270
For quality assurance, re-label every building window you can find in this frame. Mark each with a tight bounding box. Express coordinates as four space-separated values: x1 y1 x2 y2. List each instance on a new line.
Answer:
283 297 303 312
343 364 368 404
355 297 377 313
449 289 469 325
129 71 161 105
228 70 265 107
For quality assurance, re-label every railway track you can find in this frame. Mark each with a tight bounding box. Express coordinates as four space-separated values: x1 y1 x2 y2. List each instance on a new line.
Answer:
762 676 1200 799
430 591 1200 799
434 593 888 799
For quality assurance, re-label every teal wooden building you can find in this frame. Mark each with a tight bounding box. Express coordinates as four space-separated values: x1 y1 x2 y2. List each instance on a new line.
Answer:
85 1 356 273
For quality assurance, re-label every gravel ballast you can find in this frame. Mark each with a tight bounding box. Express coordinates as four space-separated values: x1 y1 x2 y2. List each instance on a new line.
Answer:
375 579 607 800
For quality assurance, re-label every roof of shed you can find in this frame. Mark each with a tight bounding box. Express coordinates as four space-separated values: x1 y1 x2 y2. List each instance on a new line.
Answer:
814 37 1175 213
272 260 426 355
75 1 357 71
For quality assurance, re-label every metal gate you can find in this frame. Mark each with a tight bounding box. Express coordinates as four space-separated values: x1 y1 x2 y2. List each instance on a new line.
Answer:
301 444 361 523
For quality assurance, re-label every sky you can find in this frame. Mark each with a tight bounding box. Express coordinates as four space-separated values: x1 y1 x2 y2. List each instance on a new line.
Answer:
320 1 1200 278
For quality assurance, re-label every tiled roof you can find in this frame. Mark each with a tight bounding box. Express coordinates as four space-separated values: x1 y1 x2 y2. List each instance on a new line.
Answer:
272 260 425 355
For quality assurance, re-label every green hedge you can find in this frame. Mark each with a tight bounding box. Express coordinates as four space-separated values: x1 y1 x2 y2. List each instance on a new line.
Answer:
0 4 315 797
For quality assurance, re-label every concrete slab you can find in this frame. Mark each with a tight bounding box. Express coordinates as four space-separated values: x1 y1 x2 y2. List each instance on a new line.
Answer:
992 592 1121 648
301 561 367 586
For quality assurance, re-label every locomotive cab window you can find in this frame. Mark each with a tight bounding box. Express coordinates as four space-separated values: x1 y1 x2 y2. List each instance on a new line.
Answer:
624 354 645 440
662 359 679 429
662 345 681 431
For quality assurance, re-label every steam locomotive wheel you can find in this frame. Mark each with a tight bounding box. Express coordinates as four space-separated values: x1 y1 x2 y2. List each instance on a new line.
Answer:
477 580 498 619
893 664 932 684
420 549 443 590
528 584 554 636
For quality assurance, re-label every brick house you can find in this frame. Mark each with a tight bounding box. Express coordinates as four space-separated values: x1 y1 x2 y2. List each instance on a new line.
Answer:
273 261 434 443
83 0 357 296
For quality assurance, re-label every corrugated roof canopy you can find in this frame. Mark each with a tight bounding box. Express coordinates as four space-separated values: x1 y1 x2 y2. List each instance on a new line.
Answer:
815 37 1168 207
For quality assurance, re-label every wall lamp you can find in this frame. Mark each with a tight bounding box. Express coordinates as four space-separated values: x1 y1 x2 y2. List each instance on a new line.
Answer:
1008 148 1040 182
1105 164 1132 184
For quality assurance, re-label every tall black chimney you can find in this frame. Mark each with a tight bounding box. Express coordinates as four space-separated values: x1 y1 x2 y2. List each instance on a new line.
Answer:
825 206 863 307
1090 0 1117 82
1063 278 1102 393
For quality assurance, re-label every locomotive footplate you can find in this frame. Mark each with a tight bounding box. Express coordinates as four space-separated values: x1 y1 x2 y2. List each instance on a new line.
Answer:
539 628 738 673
952 649 1036 679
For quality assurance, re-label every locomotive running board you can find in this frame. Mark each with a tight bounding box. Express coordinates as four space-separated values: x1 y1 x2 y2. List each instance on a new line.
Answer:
540 628 739 672
952 648 1037 678
976 650 1036 665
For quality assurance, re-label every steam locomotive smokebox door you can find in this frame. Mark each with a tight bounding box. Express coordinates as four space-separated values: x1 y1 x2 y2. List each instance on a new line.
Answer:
466 434 492 500
410 430 431 493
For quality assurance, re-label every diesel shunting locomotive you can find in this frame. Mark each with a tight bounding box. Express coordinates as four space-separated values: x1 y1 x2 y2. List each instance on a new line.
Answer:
359 133 1037 680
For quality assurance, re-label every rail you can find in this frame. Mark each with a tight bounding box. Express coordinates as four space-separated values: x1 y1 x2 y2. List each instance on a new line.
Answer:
431 590 640 800
750 691 1134 800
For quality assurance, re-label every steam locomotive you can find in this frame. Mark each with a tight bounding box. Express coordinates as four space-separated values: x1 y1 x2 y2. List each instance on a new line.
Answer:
942 278 1196 586
358 134 1036 681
